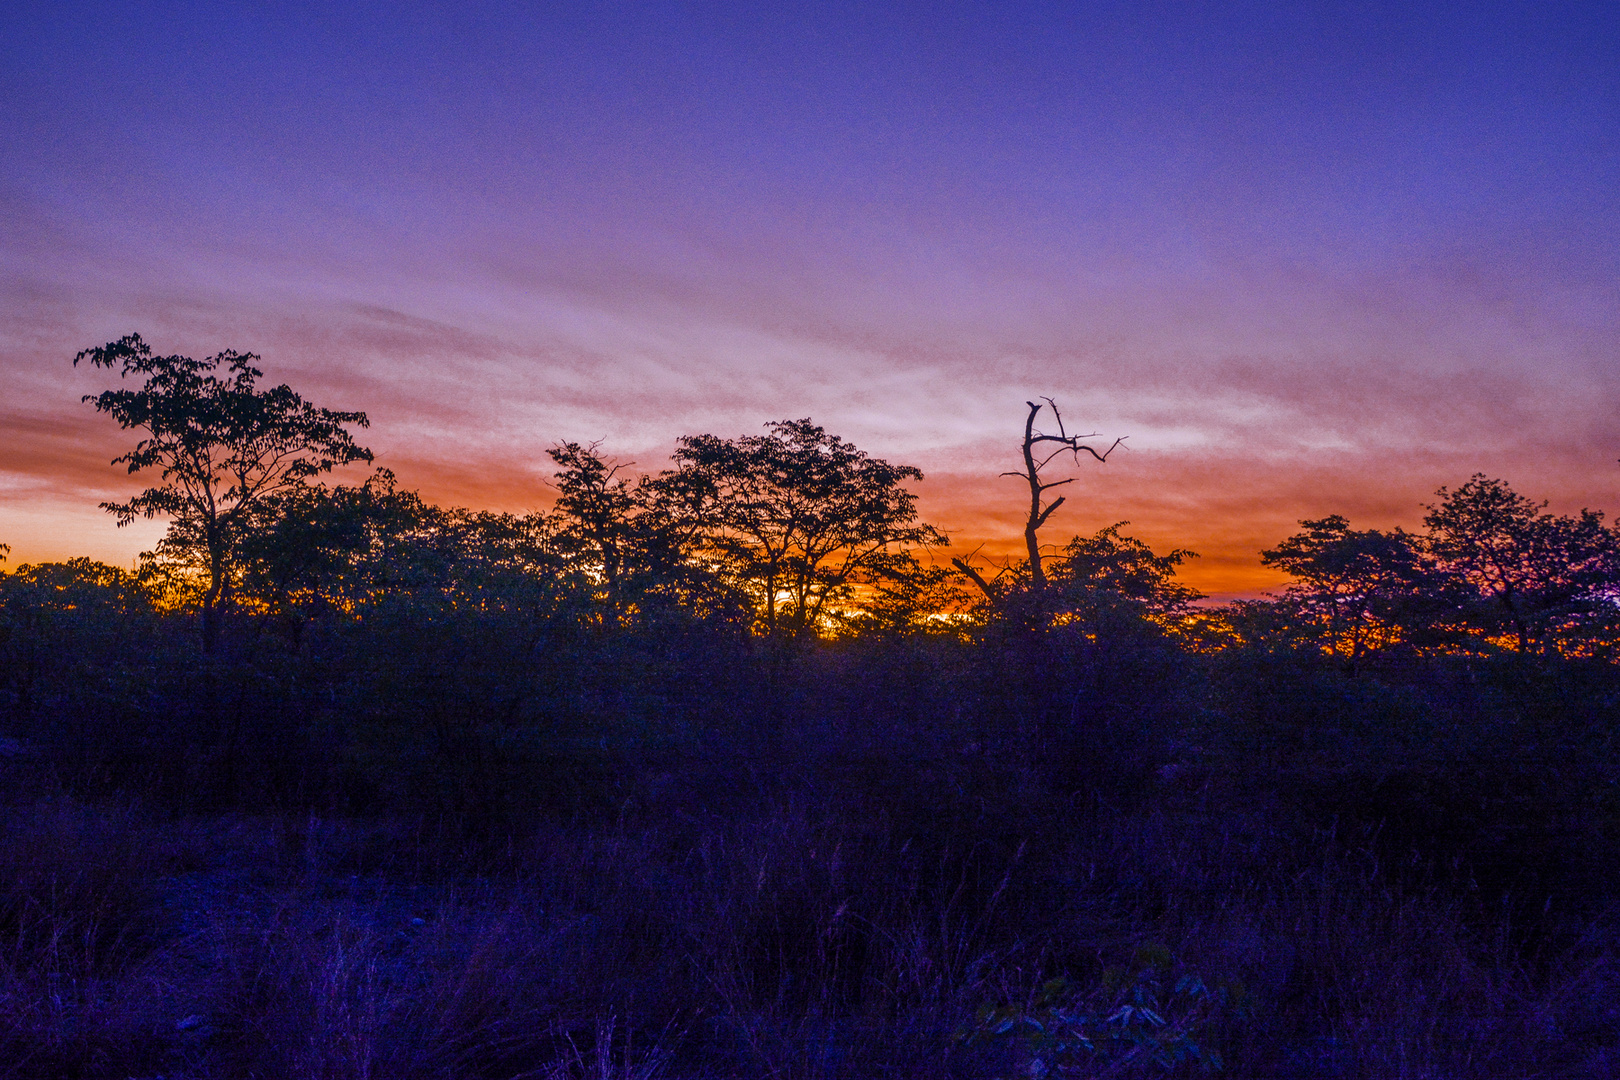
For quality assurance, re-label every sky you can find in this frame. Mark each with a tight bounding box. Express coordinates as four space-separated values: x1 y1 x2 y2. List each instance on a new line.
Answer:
2 0 1617 597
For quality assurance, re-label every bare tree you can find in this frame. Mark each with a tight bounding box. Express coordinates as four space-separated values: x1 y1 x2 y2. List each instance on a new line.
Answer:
954 398 1123 600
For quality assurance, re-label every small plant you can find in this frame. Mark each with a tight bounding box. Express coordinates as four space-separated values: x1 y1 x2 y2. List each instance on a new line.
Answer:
963 945 1242 1076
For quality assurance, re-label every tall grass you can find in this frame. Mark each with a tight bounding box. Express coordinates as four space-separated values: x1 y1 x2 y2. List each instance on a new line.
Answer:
2 610 1617 1076
1 760 1615 1077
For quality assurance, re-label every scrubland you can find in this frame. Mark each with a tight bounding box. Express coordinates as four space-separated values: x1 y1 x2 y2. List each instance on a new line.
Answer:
2 616 1617 1080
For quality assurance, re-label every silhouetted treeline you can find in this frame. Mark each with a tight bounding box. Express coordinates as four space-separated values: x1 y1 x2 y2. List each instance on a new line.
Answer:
9 420 1616 806
3 339 1619 1076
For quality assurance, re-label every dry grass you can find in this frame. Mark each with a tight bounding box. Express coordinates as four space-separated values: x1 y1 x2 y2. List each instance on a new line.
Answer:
0 776 1614 1079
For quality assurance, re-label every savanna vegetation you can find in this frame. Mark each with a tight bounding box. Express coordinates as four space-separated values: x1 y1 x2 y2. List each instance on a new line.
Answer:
2 335 1619 1078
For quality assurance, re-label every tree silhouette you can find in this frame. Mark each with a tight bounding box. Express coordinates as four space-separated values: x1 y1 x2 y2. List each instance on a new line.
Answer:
1424 475 1620 655
545 442 746 630
1049 523 1201 624
655 419 946 642
0 557 153 721
547 442 644 625
229 470 409 640
954 398 1123 613
1261 516 1433 670
76 334 372 649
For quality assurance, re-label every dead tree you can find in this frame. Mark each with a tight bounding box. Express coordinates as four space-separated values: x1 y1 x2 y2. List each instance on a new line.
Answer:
954 397 1123 601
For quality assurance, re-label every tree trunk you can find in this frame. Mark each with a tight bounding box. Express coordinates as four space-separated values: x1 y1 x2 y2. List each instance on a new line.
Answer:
1022 403 1048 596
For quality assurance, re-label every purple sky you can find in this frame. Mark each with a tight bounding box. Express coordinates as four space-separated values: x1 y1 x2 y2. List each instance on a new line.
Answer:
3 1 1617 595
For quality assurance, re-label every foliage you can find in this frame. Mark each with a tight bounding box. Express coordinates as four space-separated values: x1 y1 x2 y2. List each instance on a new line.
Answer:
0 558 148 615
1425 475 1620 655
963 947 1240 1076
230 471 404 632
0 558 155 722
1260 516 1441 668
12 392 1620 1077
76 334 372 648
545 442 747 631
954 524 1201 645
654 419 947 642
1050 522 1203 626
226 469 561 645
546 441 645 623
834 556 972 638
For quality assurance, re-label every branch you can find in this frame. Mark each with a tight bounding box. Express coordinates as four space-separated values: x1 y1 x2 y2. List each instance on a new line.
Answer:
1034 495 1067 531
951 556 996 600
1076 436 1126 463
1035 445 1077 471
1046 396 1073 438
1028 432 1102 447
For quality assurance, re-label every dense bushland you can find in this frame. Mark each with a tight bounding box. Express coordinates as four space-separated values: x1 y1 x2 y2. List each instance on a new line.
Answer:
3 554 1618 1078
1 339 1617 1077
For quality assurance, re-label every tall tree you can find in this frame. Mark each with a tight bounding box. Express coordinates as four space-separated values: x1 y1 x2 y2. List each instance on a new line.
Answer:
953 398 1122 613
1260 516 1433 670
546 441 643 623
1424 475 1620 655
544 442 744 629
655 419 946 642
76 334 372 649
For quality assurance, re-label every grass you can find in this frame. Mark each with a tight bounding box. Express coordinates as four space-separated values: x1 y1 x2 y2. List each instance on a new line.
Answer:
0 749 1616 1079
1 627 1617 1077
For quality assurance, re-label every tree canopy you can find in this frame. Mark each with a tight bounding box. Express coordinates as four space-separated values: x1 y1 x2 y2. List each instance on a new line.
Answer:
48 341 1620 663
1424 475 1620 655
1260 516 1433 668
76 334 373 647
655 419 948 642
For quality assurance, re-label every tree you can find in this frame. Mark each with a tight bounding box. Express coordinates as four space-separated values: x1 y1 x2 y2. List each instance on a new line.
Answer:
542 442 746 630
76 334 372 649
1260 516 1433 670
654 419 947 642
228 470 405 641
1423 475 1620 655
953 398 1123 612
545 441 647 625
232 469 562 638
1049 523 1202 626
